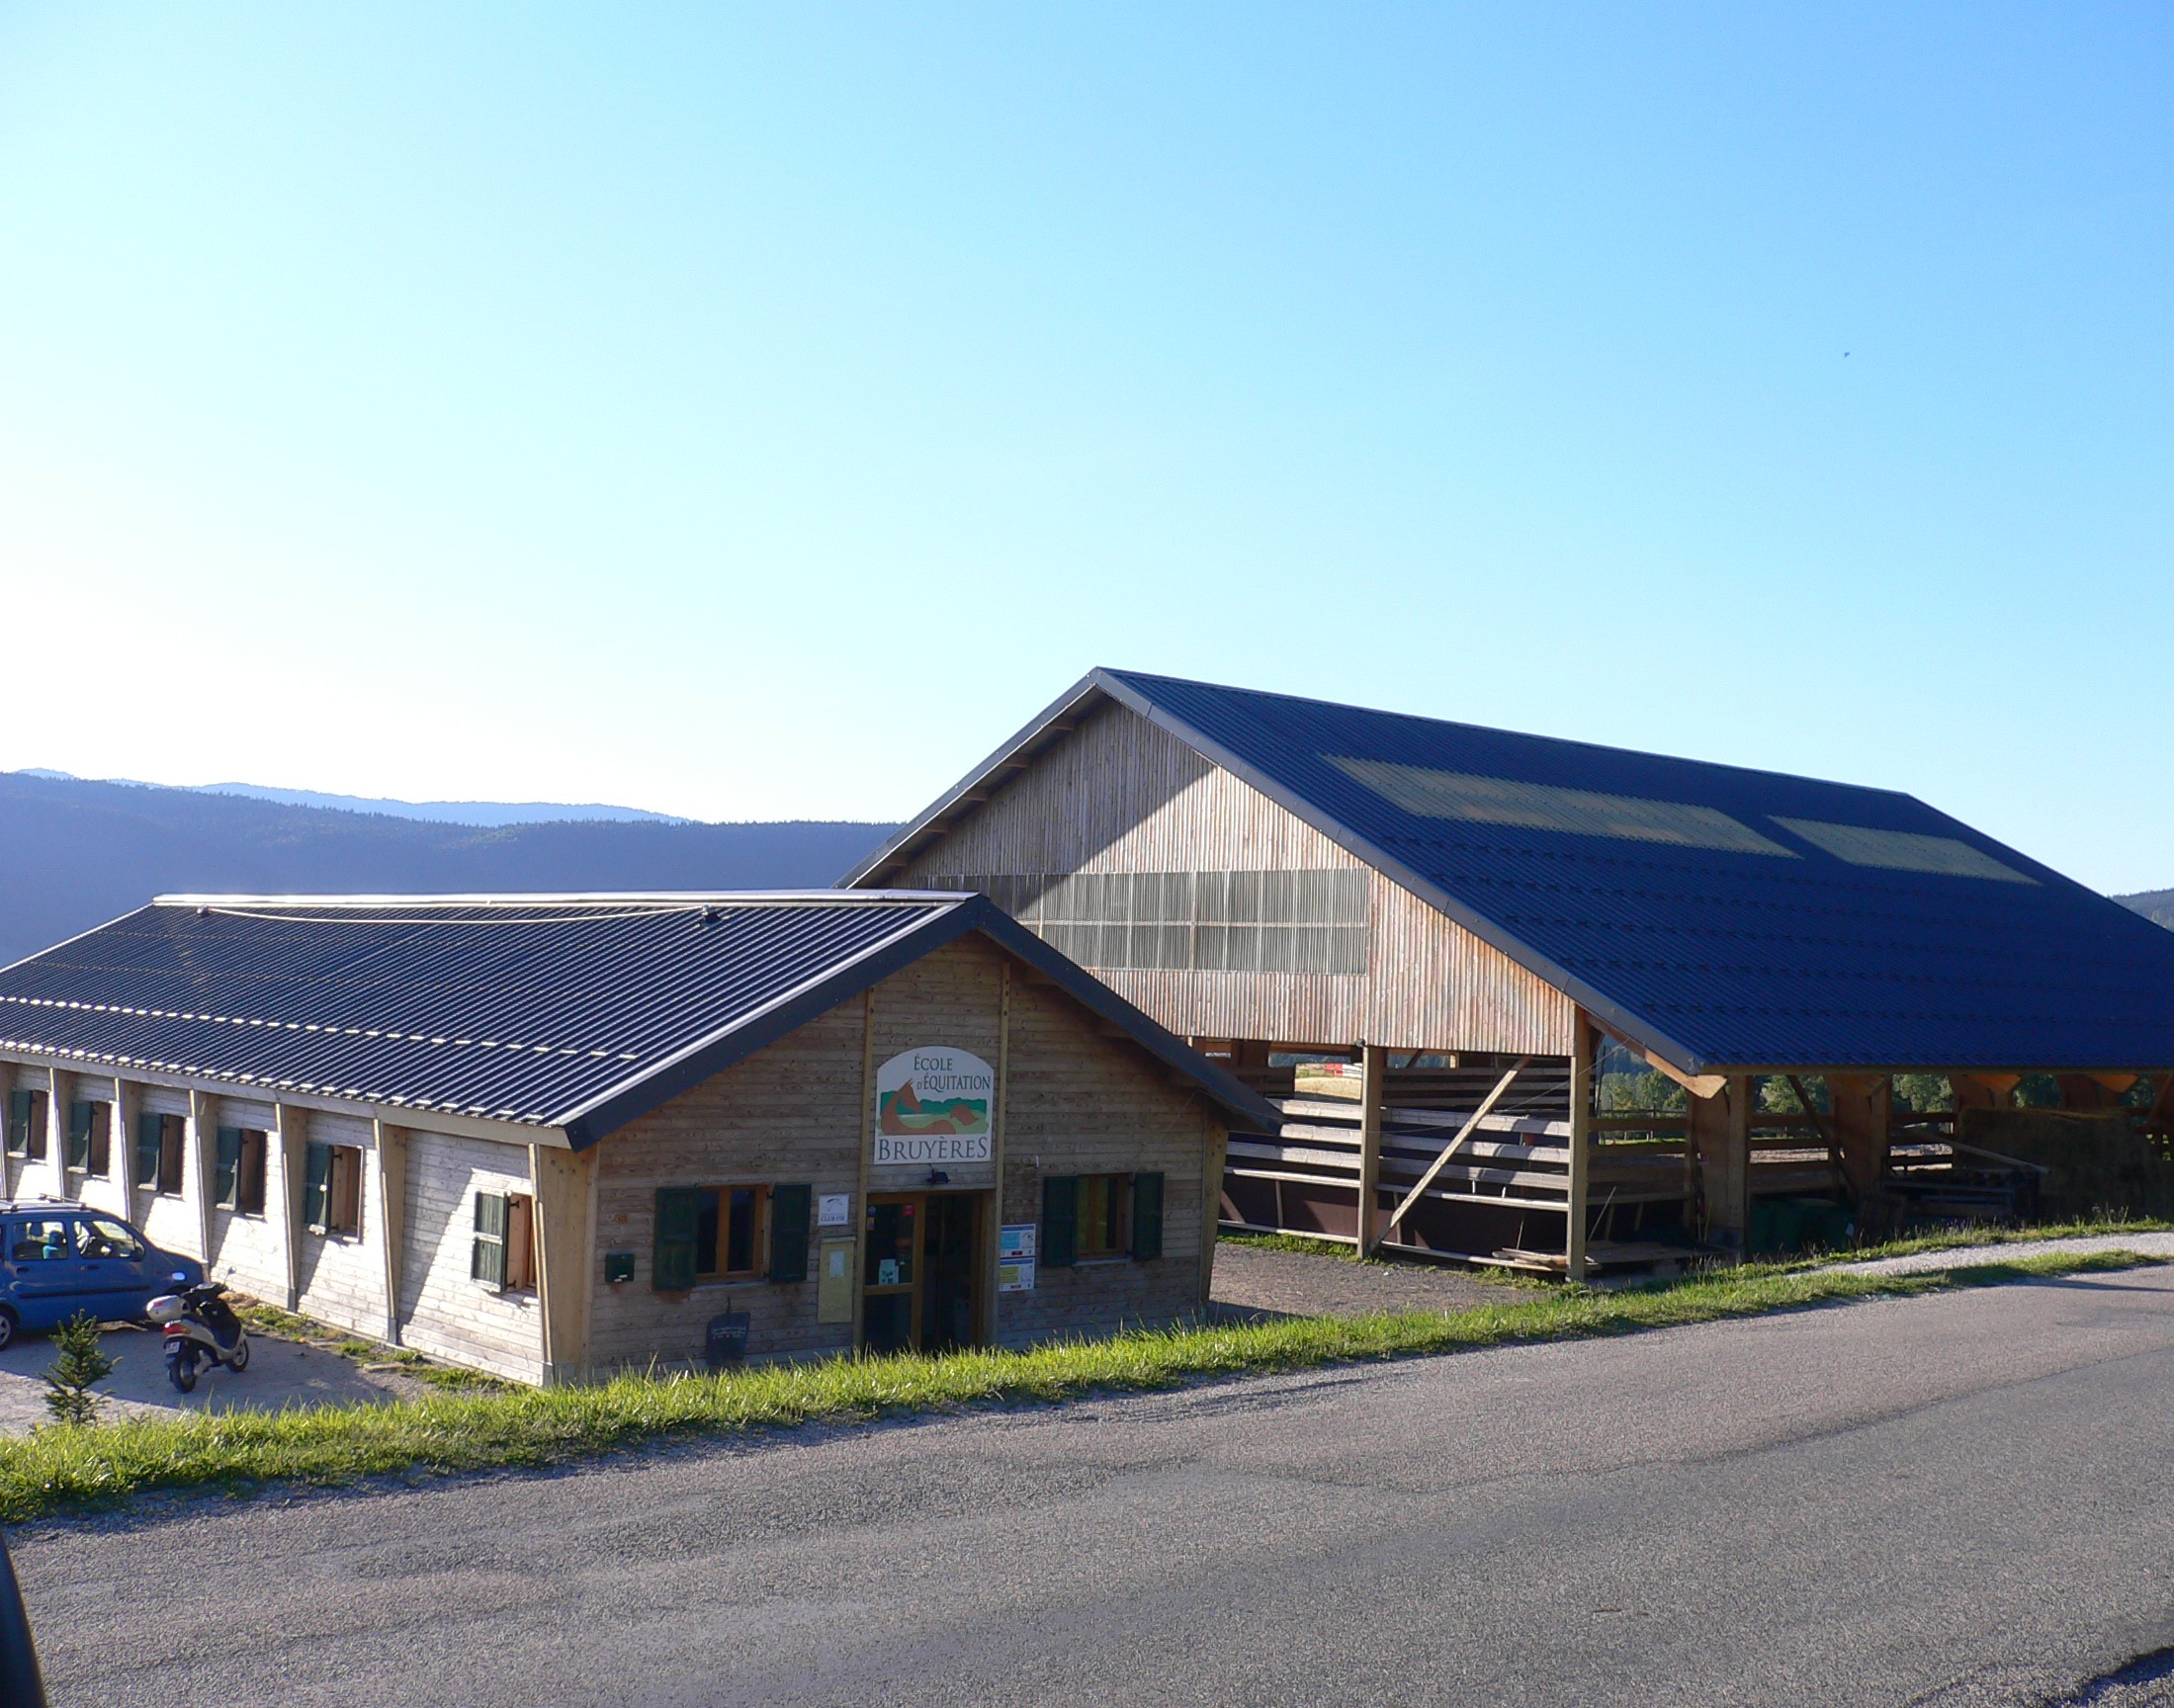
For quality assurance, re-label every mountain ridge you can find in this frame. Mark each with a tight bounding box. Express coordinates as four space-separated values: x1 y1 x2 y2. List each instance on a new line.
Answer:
0 770 894 966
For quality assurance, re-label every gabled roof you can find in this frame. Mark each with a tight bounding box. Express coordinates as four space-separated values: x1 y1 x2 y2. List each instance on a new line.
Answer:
0 892 1274 1145
848 669 2174 1074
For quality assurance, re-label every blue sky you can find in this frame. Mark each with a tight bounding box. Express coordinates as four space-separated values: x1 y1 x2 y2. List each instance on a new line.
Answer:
1 5 2168 888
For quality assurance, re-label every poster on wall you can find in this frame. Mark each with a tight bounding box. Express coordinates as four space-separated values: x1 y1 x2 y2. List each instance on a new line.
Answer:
998 1224 1036 1293
873 1047 996 1165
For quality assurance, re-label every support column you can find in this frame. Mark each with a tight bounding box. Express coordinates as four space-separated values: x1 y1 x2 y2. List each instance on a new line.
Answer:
531 1143 595 1386
276 1102 305 1312
187 1089 216 1265
1356 1043 1385 1254
1689 1075 1751 1249
373 1121 408 1346
44 1076 67 1201
1826 1074 1891 1206
112 1077 139 1216
985 964 1011 1339
1566 1015 1594 1280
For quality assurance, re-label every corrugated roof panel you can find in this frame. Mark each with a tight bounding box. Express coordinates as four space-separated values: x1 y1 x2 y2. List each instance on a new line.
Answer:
1103 670 2174 1070
0 897 960 1127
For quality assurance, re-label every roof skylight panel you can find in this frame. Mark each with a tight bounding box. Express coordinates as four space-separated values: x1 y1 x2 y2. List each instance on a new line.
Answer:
1325 757 1797 857
1771 818 2038 884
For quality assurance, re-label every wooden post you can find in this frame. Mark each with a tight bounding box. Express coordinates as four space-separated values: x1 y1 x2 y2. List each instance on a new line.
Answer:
44 1076 66 1201
1689 1076 1751 1249
374 1121 407 1346
113 1077 138 1213
188 1089 217 1265
276 1102 305 1311
530 1142 593 1385
0 1060 13 1200
1356 1044 1385 1254
1200 1108 1227 1309
985 963 1010 1344
1826 1074 1891 1206
1566 1015 1593 1280
851 987 876 1349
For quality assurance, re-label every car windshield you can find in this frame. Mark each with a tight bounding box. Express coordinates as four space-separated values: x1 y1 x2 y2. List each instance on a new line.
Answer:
77 1218 142 1260
10 1219 72 1261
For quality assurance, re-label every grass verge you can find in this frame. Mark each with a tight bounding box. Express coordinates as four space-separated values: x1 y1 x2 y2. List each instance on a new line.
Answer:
0 1247 2156 1524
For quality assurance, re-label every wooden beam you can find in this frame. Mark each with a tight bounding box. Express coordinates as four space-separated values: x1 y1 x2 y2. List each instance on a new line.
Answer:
276 1101 305 1311
1380 1064 1522 1240
374 1121 408 1346
1688 1076 1750 1247
189 1088 217 1267
531 1141 594 1385
1355 1045 1385 1254
851 987 875 1350
1588 1018 1726 1100
1567 1015 1594 1280
985 963 1010 1344
1825 1073 1890 1208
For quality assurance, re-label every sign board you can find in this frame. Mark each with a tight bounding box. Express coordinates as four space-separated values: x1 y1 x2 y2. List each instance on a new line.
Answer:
873 1047 996 1166
816 1237 855 1324
998 1223 1036 1293
818 1192 852 1227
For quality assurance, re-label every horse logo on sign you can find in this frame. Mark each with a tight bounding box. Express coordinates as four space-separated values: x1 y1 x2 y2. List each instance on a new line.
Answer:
874 1048 995 1164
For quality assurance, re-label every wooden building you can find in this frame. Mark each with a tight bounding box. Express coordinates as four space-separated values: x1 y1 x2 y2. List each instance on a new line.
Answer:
848 669 2174 1274
0 892 1271 1380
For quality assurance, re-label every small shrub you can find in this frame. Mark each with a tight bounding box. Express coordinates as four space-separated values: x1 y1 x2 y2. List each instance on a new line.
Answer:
41 1313 117 1429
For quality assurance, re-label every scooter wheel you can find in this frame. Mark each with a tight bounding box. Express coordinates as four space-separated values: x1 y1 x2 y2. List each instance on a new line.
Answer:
225 1337 250 1373
167 1350 198 1394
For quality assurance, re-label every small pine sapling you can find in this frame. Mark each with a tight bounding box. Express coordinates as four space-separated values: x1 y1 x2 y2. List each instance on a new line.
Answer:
41 1311 117 1428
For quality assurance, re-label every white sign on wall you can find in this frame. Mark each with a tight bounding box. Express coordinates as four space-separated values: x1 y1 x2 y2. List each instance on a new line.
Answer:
818 1193 852 1227
873 1047 996 1166
998 1223 1036 1294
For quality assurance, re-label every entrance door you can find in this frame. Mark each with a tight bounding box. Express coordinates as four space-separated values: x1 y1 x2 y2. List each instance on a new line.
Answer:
861 1192 986 1355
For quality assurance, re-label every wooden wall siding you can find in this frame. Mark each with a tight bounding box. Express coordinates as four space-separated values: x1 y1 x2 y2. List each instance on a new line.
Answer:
894 702 1573 1056
995 967 1215 1344
1365 874 1576 1055
204 1094 286 1295
395 1133 545 1384
290 1111 386 1339
587 993 868 1372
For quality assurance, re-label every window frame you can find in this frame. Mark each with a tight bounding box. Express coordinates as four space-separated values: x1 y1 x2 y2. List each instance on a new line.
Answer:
693 1183 771 1282
304 1141 365 1238
6 1089 45 1159
472 1189 538 1293
1075 1173 1133 1262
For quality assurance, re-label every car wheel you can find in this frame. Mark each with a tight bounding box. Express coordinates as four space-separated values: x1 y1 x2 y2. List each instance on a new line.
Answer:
0 1308 16 1352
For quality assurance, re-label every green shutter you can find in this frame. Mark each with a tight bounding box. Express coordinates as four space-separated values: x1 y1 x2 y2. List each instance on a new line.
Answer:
471 1191 508 1287
9 1089 35 1154
652 1186 701 1291
135 1115 164 1191
303 1141 332 1231
1130 1171 1165 1260
215 1128 243 1206
67 1101 94 1170
768 1183 812 1283
1042 1174 1079 1268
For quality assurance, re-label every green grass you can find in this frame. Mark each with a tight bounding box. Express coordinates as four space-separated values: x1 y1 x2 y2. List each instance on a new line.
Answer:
0 1246 2155 1524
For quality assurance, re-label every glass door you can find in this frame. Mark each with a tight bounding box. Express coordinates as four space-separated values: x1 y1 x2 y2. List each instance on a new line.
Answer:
862 1195 920 1354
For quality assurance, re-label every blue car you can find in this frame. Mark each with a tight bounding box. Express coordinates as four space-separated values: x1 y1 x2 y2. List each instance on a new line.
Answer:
0 1201 204 1350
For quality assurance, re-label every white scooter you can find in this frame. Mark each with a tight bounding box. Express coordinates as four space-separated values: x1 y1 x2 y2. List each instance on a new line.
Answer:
146 1274 251 1393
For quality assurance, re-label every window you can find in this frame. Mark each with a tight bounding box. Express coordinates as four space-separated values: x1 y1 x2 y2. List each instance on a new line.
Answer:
135 1114 187 1195
652 1183 813 1291
1040 1171 1165 1268
6 1090 45 1158
77 1217 142 1261
304 1142 363 1237
67 1101 111 1176
215 1128 268 1215
9 1218 69 1260
472 1191 537 1291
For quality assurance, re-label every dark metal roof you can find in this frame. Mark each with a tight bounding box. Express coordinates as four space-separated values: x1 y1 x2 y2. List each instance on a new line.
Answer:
850 670 2174 1074
0 892 1273 1144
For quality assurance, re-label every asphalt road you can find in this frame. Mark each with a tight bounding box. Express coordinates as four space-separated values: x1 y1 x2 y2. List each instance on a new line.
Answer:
15 1266 2174 1707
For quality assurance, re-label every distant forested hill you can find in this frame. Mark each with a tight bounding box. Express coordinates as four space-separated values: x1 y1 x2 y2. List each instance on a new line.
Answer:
0 770 894 965
2117 890 2174 930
